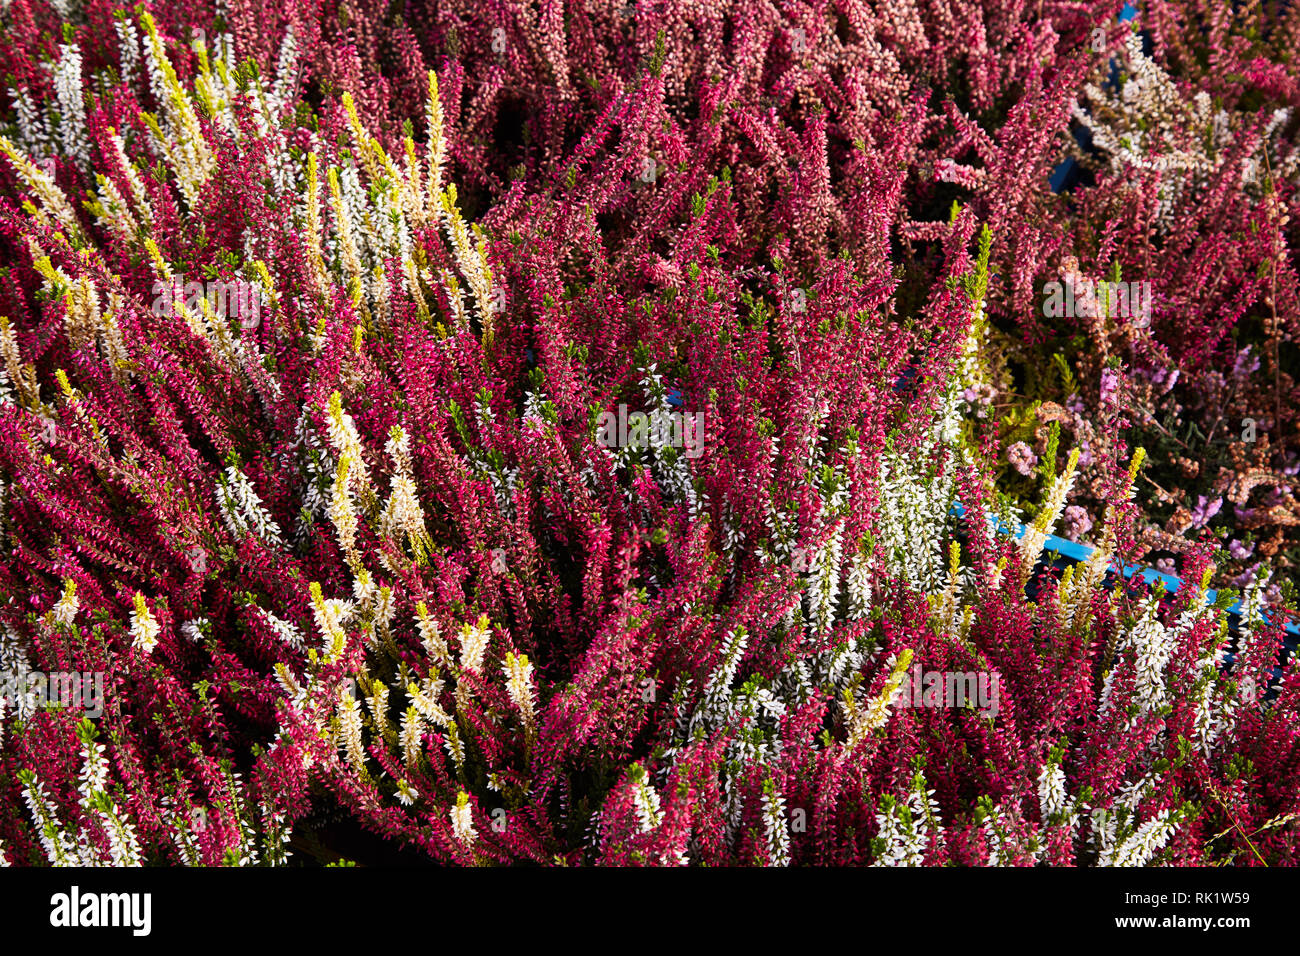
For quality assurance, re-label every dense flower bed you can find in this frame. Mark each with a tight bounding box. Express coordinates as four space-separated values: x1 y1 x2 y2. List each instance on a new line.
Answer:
0 0 1296 866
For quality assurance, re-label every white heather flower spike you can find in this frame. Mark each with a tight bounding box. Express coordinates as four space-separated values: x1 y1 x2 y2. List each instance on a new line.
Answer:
302 152 328 291
7 85 52 160
309 582 349 662
845 548 871 620
437 185 495 326
105 128 153 223
77 734 142 866
336 684 366 768
407 677 451 728
1018 447 1080 579
762 783 790 867
845 649 913 747
327 165 365 284
1099 809 1180 866
274 663 307 707
114 15 142 87
129 592 160 654
1128 599 1175 716
365 681 390 738
395 779 419 807
380 425 431 561
503 651 537 730
324 392 373 495
139 11 215 207
873 773 942 867
328 454 359 554
1038 762 1069 823
451 791 476 846
20 772 77 864
269 28 300 115
258 608 305 651
0 135 82 234
51 578 79 626
458 614 492 674
426 71 447 203
400 706 425 767
385 424 412 471
630 767 662 833
53 43 90 166
416 602 451 670
89 173 139 242
216 463 284 544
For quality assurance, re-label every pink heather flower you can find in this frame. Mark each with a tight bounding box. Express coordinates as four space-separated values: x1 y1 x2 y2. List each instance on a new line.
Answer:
935 158 984 188
1007 441 1037 476
1155 557 1177 575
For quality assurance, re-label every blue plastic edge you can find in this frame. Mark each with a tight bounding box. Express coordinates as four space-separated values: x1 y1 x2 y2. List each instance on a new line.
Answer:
948 501 1300 637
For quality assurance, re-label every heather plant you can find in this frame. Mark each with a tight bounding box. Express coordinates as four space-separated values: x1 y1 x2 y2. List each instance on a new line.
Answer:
0 1 1297 868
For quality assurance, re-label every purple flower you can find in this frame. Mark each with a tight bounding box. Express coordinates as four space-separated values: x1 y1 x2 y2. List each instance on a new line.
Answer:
1231 564 1263 588
961 383 996 418
1007 441 1037 476
1100 367 1121 403
1232 346 1260 380
1189 495 1222 529
1146 366 1178 393
1062 505 1093 540
1228 539 1255 561
1155 557 1177 575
